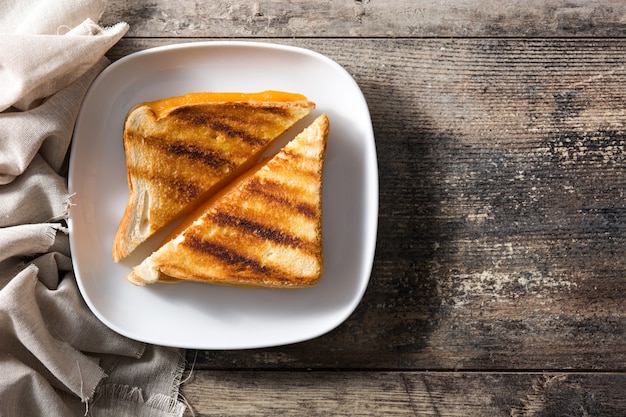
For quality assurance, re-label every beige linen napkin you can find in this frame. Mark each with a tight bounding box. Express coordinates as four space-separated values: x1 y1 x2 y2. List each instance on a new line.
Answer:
0 1 187 416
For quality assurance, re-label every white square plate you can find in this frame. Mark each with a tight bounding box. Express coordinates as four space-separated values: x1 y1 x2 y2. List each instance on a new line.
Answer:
68 41 378 349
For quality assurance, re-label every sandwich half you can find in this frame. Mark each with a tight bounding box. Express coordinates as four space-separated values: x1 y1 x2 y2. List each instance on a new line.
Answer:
127 113 329 288
112 91 314 262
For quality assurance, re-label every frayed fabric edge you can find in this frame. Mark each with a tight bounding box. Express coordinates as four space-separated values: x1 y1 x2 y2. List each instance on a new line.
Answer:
66 19 129 38
146 394 188 417
45 222 68 241
89 384 187 417
172 350 188 398
48 192 75 223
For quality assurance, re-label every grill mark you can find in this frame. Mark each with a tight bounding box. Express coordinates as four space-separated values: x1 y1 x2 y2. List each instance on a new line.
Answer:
167 143 234 169
170 177 200 200
130 131 237 171
127 135 238 198
295 202 317 218
211 212 307 249
170 104 293 146
172 103 291 119
185 234 270 275
209 121 264 146
279 148 305 161
254 105 291 117
128 165 200 201
248 178 318 218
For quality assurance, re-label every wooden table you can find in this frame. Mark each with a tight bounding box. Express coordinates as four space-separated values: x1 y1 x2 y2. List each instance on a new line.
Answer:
103 1 626 415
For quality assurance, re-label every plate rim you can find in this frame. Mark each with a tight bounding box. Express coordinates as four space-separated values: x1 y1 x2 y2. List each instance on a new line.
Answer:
68 40 378 349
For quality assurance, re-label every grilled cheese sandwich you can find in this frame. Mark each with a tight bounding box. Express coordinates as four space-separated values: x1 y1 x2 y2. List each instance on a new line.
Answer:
127 114 329 288
112 91 314 262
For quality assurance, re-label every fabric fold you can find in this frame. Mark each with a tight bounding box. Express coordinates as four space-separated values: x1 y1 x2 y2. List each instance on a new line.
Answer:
0 155 71 221
0 265 107 401
0 1 187 416
0 57 108 184
0 20 129 112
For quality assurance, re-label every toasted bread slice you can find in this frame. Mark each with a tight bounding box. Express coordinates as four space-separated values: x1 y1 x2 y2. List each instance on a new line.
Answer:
127 114 329 288
112 91 314 262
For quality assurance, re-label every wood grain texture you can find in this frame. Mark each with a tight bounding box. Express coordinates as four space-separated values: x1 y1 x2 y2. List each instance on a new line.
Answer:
108 38 626 371
101 0 626 38
102 1 626 414
181 371 626 416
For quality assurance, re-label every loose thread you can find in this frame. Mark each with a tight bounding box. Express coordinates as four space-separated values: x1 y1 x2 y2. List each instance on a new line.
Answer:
180 350 198 386
175 350 197 416
56 25 72 35
76 361 89 416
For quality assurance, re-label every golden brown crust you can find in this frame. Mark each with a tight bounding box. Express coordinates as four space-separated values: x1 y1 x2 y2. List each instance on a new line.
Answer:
129 114 329 288
112 94 314 262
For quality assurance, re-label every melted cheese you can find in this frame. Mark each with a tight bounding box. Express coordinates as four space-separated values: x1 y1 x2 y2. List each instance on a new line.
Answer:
144 91 308 118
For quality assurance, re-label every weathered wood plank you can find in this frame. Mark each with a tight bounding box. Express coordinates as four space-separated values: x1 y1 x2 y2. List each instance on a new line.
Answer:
108 37 626 370
100 2 626 415
181 371 626 416
101 0 626 38
106 38 626 371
